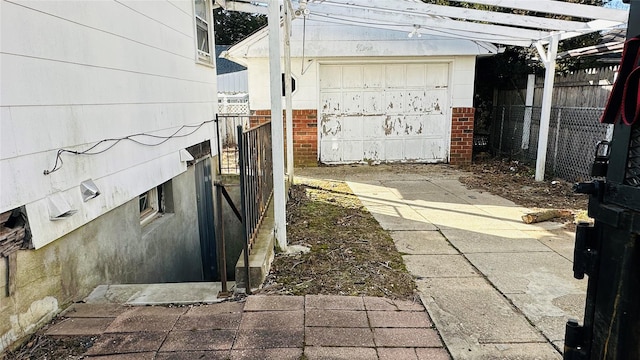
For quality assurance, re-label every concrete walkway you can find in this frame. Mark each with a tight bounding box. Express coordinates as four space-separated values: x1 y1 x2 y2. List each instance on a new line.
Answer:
297 165 586 360
45 295 448 359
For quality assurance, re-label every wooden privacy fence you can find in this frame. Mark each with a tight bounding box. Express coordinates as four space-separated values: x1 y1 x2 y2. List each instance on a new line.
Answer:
494 66 618 108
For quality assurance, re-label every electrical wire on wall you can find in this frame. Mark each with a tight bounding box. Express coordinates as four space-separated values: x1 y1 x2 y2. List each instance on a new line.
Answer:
43 119 215 175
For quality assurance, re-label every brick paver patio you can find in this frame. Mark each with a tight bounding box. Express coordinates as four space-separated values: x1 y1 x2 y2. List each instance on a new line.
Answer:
46 295 450 359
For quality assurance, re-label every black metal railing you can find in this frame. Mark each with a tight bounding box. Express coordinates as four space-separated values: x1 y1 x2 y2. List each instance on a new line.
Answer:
237 121 273 293
216 114 272 175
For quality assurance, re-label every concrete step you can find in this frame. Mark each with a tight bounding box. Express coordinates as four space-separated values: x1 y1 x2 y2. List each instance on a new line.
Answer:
84 282 236 305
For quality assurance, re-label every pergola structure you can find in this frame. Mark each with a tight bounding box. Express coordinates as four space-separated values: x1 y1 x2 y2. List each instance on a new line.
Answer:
215 0 629 249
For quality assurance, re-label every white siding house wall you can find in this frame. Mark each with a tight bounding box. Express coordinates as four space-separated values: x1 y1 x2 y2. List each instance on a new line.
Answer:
217 70 249 93
0 0 217 249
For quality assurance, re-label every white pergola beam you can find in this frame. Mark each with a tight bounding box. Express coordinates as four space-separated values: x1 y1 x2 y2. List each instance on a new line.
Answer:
535 33 560 182
224 0 269 14
323 0 586 32
306 3 548 46
305 15 529 47
267 0 287 250
448 0 628 23
284 0 294 182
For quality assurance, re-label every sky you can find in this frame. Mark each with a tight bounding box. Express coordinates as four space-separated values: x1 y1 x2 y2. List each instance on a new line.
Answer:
604 0 630 9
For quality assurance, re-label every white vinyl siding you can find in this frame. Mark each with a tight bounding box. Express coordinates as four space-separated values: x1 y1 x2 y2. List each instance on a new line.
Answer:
0 0 218 248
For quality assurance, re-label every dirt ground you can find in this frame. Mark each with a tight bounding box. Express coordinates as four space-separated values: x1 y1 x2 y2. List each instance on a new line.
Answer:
459 159 589 211
258 178 418 301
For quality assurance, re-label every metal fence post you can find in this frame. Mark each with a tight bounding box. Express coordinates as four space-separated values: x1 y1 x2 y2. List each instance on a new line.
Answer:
214 182 228 296
553 108 562 175
237 125 251 294
499 107 505 155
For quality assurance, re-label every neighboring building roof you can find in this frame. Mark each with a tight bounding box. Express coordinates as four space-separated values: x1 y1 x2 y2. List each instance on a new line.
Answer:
557 29 626 62
215 45 247 74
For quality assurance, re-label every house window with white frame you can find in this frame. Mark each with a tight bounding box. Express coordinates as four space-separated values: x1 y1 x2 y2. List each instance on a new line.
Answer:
139 187 161 225
194 0 213 64
139 181 173 225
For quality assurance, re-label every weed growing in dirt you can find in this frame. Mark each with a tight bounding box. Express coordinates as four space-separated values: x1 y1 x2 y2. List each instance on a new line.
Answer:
259 179 417 300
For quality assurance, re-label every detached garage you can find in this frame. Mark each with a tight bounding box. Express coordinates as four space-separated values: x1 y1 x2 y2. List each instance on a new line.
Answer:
223 17 496 165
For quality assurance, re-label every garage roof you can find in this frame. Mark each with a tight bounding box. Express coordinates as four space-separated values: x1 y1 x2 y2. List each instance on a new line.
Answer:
224 18 497 64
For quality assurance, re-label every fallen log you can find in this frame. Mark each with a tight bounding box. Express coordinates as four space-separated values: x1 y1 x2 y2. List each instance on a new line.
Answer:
522 209 573 224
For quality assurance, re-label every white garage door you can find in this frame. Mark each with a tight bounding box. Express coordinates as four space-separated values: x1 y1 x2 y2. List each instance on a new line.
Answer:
319 63 449 164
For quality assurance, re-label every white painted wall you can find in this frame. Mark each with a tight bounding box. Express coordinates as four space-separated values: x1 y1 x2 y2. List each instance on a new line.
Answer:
451 56 477 108
0 0 218 248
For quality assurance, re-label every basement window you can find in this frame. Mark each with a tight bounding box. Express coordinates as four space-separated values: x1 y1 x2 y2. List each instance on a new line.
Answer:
139 187 160 225
139 181 174 225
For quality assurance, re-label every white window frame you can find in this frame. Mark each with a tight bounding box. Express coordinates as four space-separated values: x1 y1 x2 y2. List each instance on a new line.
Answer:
139 187 160 225
193 0 214 66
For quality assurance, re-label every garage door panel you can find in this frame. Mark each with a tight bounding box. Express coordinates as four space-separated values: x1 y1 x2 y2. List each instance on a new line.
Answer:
321 92 342 114
363 65 384 88
385 64 405 88
399 115 425 136
320 138 343 163
341 116 363 139
384 116 415 137
424 89 446 114
385 91 406 114
342 141 364 162
343 65 364 88
343 92 363 114
363 92 383 114
406 91 428 114
363 116 385 138
320 65 343 89
406 64 426 87
320 115 344 139
426 64 449 88
424 140 446 161
384 139 405 161
363 141 384 161
404 138 424 159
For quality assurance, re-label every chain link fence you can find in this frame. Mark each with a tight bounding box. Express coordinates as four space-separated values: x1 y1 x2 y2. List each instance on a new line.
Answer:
489 105 613 182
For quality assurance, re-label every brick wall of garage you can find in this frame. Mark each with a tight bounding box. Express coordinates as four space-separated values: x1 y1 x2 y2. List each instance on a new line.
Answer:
252 109 319 167
450 107 474 166
252 107 475 166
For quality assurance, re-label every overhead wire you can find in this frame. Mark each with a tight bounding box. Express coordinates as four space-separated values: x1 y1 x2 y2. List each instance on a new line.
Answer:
43 119 215 175
310 13 538 43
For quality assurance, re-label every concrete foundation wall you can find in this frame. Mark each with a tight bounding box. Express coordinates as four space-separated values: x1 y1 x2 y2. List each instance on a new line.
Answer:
216 177 244 280
0 166 203 352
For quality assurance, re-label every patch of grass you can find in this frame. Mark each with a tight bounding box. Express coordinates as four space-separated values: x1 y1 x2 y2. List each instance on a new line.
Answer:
260 178 417 300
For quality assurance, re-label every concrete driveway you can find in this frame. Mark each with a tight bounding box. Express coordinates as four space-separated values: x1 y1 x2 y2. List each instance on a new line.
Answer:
297 164 586 360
